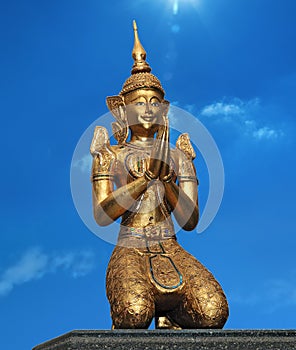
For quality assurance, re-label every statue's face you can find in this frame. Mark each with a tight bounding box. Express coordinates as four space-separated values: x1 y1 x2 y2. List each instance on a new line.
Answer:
124 89 164 137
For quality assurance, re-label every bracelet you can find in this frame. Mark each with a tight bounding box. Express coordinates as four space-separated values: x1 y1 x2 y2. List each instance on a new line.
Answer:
162 174 173 183
144 170 157 182
178 175 197 180
178 175 199 184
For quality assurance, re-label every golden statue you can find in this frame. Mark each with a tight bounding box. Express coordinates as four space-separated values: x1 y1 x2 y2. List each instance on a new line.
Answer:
90 21 228 329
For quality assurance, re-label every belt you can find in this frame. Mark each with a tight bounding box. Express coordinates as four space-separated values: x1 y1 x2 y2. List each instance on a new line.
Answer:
119 225 176 241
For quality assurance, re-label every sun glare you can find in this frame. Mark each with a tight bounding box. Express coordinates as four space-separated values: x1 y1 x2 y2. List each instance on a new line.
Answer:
170 0 201 15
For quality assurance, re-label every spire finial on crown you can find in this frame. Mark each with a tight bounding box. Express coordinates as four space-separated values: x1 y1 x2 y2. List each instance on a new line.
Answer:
115 21 165 96
131 20 152 74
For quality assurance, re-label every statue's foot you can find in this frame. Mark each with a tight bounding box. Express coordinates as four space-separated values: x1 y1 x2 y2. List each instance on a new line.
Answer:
155 316 182 330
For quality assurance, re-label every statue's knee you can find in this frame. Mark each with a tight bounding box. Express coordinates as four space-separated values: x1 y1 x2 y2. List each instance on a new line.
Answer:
111 298 154 329
199 293 229 328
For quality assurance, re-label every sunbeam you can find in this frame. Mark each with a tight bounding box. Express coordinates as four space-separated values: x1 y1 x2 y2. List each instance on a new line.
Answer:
170 0 202 15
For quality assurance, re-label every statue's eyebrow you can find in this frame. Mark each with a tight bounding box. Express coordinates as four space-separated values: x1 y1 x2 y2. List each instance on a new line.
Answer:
129 95 147 102
129 95 161 103
149 96 161 102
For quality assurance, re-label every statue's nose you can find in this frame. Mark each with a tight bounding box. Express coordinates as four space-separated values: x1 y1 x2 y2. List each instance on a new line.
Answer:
145 103 152 114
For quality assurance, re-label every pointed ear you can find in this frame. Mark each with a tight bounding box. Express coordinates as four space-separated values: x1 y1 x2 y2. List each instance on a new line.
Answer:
162 100 170 117
106 95 125 119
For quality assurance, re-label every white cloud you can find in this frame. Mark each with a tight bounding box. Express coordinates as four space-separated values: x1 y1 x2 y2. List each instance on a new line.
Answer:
73 154 92 173
201 101 244 117
0 248 95 297
0 248 48 296
229 276 296 313
199 98 284 141
52 251 96 278
252 126 284 140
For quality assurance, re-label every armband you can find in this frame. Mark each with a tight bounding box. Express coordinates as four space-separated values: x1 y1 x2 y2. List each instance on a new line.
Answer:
92 173 114 182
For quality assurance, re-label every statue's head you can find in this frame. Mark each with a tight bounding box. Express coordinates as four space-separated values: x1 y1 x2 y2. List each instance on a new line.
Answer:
106 21 169 143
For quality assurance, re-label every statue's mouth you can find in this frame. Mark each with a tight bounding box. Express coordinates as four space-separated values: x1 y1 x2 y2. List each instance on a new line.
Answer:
141 115 155 122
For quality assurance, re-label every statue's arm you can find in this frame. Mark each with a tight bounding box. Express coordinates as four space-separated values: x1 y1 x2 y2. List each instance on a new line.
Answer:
163 134 199 231
164 180 199 231
91 126 148 226
92 174 148 227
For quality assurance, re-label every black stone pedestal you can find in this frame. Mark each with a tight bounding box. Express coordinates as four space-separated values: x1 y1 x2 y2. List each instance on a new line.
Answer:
33 330 296 350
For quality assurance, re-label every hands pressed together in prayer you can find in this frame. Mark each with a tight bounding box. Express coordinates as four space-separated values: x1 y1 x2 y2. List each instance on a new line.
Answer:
145 115 172 183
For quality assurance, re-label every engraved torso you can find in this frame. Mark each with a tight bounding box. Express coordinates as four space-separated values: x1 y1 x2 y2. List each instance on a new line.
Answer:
112 143 177 229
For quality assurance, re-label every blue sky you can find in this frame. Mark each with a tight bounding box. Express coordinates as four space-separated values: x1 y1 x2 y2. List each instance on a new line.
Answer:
1 0 296 348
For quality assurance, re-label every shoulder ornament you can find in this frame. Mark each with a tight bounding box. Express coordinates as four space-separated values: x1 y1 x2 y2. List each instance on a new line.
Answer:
176 133 196 160
90 126 116 177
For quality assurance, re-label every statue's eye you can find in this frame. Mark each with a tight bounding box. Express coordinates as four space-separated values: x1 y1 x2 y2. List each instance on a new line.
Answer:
151 102 159 107
135 102 145 106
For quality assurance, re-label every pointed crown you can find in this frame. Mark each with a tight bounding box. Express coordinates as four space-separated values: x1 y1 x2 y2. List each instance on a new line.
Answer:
119 20 165 97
